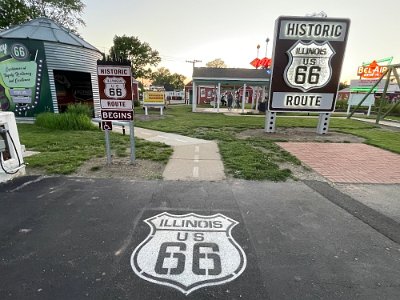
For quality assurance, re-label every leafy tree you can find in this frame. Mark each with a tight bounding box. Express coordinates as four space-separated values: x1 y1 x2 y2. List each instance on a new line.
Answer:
0 0 32 28
151 67 185 91
0 0 85 32
206 58 227 68
338 81 349 90
109 35 161 79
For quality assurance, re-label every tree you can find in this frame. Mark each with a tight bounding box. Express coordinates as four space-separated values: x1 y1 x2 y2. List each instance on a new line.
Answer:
338 81 349 91
206 58 227 68
0 0 32 29
109 35 161 79
151 67 185 91
0 0 85 32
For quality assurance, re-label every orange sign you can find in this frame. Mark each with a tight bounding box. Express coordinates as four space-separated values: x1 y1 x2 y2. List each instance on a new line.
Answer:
357 60 388 79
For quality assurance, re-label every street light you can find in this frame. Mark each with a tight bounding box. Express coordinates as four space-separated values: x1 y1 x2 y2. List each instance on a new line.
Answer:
257 44 260 58
265 38 270 57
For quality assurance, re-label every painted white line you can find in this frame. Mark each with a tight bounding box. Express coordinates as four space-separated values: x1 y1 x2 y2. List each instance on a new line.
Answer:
193 166 199 178
194 154 199 163
195 146 200 153
175 138 188 143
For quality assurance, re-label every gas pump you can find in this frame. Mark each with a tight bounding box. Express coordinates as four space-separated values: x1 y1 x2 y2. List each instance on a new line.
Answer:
0 112 25 183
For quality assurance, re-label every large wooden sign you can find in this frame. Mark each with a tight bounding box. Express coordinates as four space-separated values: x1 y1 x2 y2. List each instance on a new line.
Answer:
269 16 350 112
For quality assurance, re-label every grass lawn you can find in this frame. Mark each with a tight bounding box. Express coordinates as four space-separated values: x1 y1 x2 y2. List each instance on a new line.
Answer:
134 105 400 180
18 124 172 174
18 105 400 181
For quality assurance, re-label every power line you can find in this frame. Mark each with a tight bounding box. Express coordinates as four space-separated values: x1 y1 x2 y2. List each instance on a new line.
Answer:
186 59 202 69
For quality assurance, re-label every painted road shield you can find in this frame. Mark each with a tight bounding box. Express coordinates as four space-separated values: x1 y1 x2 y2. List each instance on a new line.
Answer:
131 212 247 295
284 41 335 92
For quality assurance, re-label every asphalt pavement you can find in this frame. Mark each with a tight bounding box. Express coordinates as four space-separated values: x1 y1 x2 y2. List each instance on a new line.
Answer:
1 176 399 300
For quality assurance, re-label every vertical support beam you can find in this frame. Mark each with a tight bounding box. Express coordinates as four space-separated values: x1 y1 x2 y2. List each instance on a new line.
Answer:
129 121 135 164
242 83 246 113
265 111 276 133
260 86 266 112
376 68 392 124
346 104 351 115
192 81 197 112
255 86 260 112
217 82 221 113
104 129 112 165
317 113 331 135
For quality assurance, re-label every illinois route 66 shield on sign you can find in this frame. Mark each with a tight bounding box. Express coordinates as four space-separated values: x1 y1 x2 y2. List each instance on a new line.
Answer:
131 212 247 295
103 77 127 99
284 40 335 92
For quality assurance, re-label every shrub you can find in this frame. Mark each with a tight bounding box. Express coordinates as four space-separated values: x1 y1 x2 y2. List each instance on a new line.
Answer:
35 112 97 131
66 103 93 117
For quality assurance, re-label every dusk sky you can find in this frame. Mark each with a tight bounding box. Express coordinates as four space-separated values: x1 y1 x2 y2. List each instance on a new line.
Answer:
80 0 399 83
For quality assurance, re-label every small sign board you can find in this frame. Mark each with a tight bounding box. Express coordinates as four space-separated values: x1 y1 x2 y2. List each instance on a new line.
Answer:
101 121 113 131
269 16 350 112
143 91 165 107
97 61 134 121
348 94 375 106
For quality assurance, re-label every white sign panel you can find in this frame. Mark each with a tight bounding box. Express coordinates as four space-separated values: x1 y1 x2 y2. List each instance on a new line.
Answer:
284 41 335 92
131 212 247 295
348 94 375 106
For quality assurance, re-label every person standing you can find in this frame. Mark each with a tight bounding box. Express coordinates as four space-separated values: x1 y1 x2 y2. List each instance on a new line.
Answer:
227 91 233 110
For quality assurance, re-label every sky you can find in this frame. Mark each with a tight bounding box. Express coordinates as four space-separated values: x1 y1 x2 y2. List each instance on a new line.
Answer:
80 0 399 83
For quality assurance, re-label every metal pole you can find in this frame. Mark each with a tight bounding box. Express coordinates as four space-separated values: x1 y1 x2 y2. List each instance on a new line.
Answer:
192 81 197 112
376 68 392 124
105 129 111 165
242 84 246 113
347 69 388 119
381 67 400 119
129 121 135 163
217 82 221 113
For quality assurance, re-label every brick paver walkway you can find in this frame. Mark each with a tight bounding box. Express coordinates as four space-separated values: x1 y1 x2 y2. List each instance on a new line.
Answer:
277 143 400 184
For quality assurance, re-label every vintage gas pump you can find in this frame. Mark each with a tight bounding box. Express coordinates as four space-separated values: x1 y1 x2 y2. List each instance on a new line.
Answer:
0 112 25 183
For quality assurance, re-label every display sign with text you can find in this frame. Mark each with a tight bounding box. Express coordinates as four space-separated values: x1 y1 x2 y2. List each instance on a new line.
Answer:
269 16 350 112
143 91 165 107
97 62 133 121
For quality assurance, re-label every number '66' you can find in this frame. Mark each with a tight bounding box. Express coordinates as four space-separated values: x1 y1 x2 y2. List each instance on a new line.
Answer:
155 242 222 276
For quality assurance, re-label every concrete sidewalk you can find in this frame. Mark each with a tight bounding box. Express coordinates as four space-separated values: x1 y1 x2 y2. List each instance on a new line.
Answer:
114 126 225 181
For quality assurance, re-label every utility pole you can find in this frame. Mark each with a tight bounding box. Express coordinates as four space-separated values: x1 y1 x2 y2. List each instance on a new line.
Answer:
186 59 202 69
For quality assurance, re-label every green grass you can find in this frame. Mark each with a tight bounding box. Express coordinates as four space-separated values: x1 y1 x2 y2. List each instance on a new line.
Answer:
35 112 97 131
338 128 400 153
19 105 400 180
18 124 172 174
134 105 400 181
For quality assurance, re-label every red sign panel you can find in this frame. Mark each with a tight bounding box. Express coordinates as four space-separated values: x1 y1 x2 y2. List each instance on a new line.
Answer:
101 110 133 121
97 62 134 122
